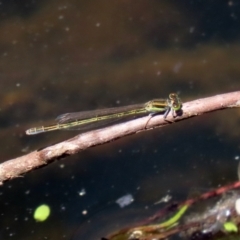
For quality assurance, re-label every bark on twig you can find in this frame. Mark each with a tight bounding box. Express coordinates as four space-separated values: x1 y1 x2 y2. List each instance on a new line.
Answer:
0 91 240 184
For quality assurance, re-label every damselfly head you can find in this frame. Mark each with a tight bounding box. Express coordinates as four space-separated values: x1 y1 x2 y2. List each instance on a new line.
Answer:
169 93 182 111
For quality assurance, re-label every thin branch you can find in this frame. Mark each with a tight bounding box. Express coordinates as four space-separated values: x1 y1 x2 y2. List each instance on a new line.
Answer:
0 91 240 184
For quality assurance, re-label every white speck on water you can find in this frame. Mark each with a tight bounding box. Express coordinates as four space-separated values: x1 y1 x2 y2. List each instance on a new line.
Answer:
25 190 30 195
82 210 88 215
154 194 172 205
59 164 65 168
234 155 239 160
116 194 134 208
79 188 86 196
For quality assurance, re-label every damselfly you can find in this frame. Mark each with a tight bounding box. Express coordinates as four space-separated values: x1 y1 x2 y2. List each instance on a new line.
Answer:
26 93 182 135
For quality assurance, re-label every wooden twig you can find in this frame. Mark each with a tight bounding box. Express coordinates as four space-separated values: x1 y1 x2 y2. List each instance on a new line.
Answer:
0 91 240 184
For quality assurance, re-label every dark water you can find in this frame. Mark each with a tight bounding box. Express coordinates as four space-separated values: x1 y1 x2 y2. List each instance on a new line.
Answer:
0 1 240 239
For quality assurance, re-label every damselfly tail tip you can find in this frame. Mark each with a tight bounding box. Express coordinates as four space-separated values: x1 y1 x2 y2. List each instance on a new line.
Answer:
26 127 43 135
26 128 35 135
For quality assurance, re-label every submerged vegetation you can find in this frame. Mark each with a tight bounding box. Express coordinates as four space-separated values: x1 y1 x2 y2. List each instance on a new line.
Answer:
103 170 240 240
